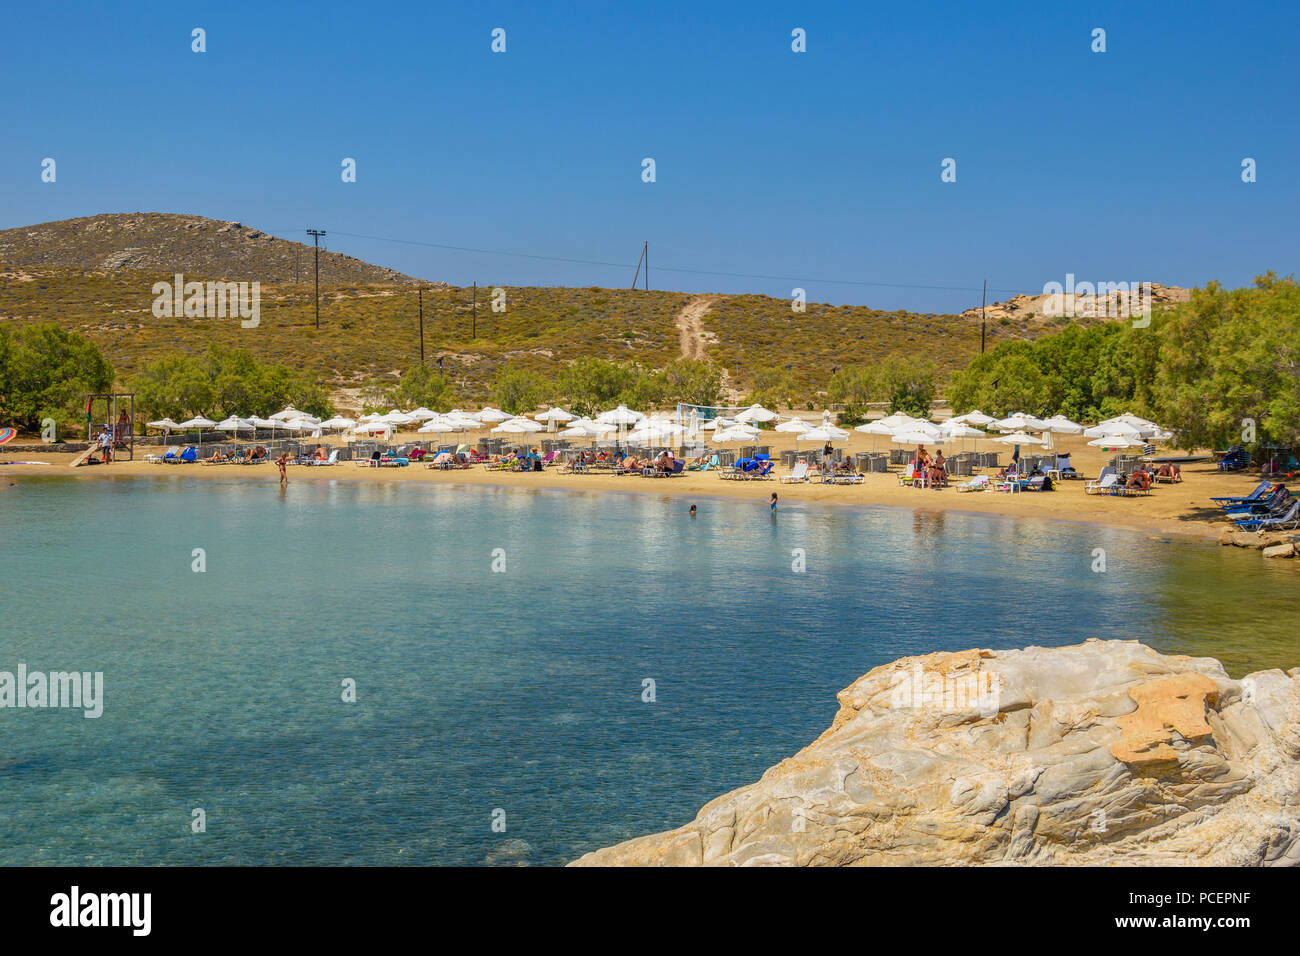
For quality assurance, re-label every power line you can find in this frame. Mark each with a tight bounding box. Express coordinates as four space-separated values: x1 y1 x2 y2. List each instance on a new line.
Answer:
306 229 326 329
275 226 1028 299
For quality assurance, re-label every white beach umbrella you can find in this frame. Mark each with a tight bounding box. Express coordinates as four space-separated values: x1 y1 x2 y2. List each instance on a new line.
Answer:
535 407 576 432
996 430 1045 446
1083 421 1141 439
712 424 760 442
893 429 945 446
215 416 252 434
951 410 995 427
736 404 778 424
178 416 216 444
1087 434 1143 449
146 417 180 438
877 413 916 430
319 417 356 431
269 406 303 422
993 414 1048 432
797 427 836 442
1042 415 1083 434
855 418 894 451
408 407 437 420
477 407 512 423
776 418 813 434
597 405 643 425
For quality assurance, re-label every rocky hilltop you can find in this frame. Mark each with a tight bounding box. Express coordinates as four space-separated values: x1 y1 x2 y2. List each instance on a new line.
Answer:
572 640 1300 866
961 283 1191 327
0 213 428 285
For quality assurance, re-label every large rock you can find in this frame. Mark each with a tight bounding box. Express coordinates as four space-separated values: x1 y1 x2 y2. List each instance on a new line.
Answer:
571 640 1300 866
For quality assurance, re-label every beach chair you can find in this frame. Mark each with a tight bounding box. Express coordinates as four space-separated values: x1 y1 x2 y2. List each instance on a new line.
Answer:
1234 499 1300 531
426 451 452 470
1085 467 1117 495
1222 486 1288 516
898 463 916 487
1212 480 1272 505
148 445 180 463
956 475 989 493
164 446 198 464
304 449 339 466
780 462 810 484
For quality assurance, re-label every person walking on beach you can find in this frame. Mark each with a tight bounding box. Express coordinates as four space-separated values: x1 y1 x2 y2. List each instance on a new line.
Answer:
98 427 112 464
276 452 288 486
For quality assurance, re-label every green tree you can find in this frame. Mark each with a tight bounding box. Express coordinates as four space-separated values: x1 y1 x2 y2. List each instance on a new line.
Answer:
746 366 800 411
664 359 723 408
492 367 545 415
0 323 114 433
131 345 333 421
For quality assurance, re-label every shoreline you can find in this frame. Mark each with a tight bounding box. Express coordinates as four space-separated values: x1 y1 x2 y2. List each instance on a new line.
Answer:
2 443 1254 545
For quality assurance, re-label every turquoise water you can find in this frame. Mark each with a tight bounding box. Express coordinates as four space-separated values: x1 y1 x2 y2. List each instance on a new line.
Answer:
0 476 1294 866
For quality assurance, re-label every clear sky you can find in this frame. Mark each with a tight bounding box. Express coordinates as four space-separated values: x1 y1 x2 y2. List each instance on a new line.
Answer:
3 0 1296 313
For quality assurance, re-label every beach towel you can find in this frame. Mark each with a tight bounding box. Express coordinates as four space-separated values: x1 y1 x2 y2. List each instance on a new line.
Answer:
0 428 16 445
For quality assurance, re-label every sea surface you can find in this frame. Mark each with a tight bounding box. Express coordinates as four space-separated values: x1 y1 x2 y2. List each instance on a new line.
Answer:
0 476 1294 865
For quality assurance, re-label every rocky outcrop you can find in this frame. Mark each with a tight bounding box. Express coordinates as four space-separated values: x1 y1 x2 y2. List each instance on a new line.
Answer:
572 640 1300 866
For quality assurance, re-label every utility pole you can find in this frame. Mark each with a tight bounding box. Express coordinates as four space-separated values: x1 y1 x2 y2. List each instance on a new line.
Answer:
307 229 326 329
472 281 477 339
631 241 648 290
418 286 425 364
980 278 987 354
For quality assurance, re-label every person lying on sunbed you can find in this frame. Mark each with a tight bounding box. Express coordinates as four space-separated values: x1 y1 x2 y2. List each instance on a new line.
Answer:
1126 469 1152 492
1155 462 1180 481
250 446 268 461
203 449 228 463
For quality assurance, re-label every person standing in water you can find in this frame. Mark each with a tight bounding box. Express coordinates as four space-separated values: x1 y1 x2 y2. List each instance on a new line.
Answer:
769 493 778 512
689 504 697 517
276 452 289 486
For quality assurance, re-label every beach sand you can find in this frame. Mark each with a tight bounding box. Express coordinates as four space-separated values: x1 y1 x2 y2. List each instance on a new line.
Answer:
1 432 1265 542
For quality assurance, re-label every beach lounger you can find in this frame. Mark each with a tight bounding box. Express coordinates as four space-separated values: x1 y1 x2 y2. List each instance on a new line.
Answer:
1233 499 1300 531
1085 468 1117 495
780 462 810 484
897 463 916 487
1217 446 1251 471
1212 481 1272 505
956 475 989 493
1222 486 1288 515
148 445 180 463
164 446 198 464
426 451 452 469
303 449 339 466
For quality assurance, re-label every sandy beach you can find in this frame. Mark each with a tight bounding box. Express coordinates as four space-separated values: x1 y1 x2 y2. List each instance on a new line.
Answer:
2 432 1266 542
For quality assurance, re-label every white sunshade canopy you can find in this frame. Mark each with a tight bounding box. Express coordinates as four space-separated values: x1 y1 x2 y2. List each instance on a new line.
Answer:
993 413 1049 432
269 406 304 421
712 424 761 442
318 417 356 429
1041 415 1084 433
408 407 437 420
996 430 1047 446
1087 434 1144 448
736 404 778 424
940 421 986 439
419 418 467 433
178 417 217 428
146 418 181 430
776 418 813 434
476 407 512 423
856 421 895 436
951 410 995 427
535 407 576 423
492 418 544 435
876 414 916 430
215 416 252 431
797 427 838 442
597 405 644 425
1084 421 1142 438
893 430 945 445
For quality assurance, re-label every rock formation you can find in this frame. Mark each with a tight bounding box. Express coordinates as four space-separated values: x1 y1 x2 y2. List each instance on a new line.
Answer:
572 640 1300 866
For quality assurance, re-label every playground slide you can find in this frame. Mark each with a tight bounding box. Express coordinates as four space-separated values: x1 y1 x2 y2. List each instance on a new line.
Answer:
70 445 100 467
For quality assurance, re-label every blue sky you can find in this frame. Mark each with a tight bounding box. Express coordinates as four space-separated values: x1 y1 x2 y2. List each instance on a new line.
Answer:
3 0 1296 313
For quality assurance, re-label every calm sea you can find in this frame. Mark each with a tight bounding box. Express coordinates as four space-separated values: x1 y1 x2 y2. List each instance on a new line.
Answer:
0 476 1293 865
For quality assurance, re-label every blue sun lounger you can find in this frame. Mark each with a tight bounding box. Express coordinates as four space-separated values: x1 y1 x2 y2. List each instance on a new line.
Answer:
1212 480 1271 505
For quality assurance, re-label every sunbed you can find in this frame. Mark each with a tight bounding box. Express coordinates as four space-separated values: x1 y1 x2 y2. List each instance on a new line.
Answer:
780 462 809 484
956 475 988 493
164 446 198 464
303 449 339 466
147 445 180 463
1212 481 1271 505
897 463 916 487
1085 468 1117 494
1233 499 1300 531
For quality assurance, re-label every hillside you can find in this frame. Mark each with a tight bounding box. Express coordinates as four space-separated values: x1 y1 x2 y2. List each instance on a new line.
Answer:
0 212 1100 405
0 213 424 285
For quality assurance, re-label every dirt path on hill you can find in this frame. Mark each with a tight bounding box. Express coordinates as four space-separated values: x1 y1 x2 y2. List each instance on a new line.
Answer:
675 295 717 361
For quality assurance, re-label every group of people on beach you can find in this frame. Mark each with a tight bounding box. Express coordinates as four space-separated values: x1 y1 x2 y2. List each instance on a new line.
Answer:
913 447 948 489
